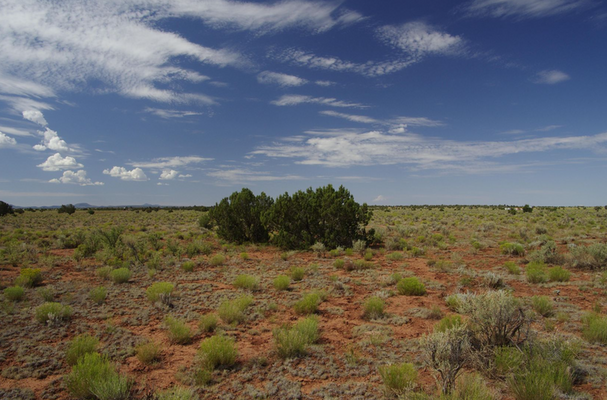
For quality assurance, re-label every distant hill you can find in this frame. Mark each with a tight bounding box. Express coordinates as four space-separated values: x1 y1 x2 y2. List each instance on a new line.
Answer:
13 203 162 209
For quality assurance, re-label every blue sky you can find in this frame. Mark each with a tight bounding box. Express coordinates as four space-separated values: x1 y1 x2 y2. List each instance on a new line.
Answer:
1 0 606 207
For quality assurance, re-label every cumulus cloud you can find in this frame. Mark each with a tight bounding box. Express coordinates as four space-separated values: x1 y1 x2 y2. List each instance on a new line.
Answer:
373 195 386 203
532 70 571 84
103 166 148 181
257 71 308 87
22 110 48 126
207 168 305 183
159 169 179 180
144 108 204 119
271 95 367 108
37 153 84 171
33 128 70 152
50 170 104 186
129 156 212 169
377 22 465 58
463 0 590 18
0 132 17 147
252 128 607 170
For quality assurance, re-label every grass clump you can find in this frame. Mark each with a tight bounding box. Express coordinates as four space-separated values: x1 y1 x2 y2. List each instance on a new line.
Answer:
198 335 238 370
548 266 571 282
199 313 218 333
156 387 198 400
294 292 322 315
110 267 131 284
504 261 521 275
89 286 107 304
209 254 225 266
378 363 417 396
289 267 306 281
96 266 113 280
397 277 426 296
386 252 404 261
582 312 607 344
333 259 345 269
363 296 385 319
163 315 193 345
233 274 260 291
146 282 174 304
181 261 195 272
500 242 525 256
3 285 25 301
273 275 290 290
273 316 319 358
526 261 548 284
66 334 99 366
434 315 463 333
135 341 161 365
35 302 72 324
65 352 131 400
531 296 553 317
218 295 253 324
15 268 43 287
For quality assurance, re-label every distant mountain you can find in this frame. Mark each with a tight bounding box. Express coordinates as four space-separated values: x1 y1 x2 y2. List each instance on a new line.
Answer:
13 203 162 209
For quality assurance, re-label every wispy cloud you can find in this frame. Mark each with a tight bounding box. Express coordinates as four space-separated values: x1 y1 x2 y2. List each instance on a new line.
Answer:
252 128 607 170
257 71 308 87
536 125 562 132
50 170 103 186
463 0 590 19
207 168 305 183
103 166 148 181
129 156 212 169
532 70 571 84
271 95 367 108
144 108 204 119
320 110 444 128
376 21 465 58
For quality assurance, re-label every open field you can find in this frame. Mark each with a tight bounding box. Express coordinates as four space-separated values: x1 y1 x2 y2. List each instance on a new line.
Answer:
1 206 607 399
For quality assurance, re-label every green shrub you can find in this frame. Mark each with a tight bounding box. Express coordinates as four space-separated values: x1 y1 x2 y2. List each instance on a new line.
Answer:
89 286 107 304
548 266 571 282
273 275 290 290
181 261 195 272
218 295 253 324
450 373 495 400
135 341 161 365
199 335 238 370
66 334 99 366
526 261 548 284
164 316 193 345
37 287 54 301
433 315 463 333
240 252 249 260
199 313 218 333
274 316 319 358
110 268 131 284
494 346 525 375
65 352 130 400
378 363 417 396
504 261 521 275
210 254 225 266
363 296 385 319
363 251 373 261
35 302 72 324
15 268 43 287
156 386 198 400
500 242 525 256
386 252 404 261
531 296 553 317
582 312 607 344
3 285 25 301
346 259 374 271
333 259 345 269
397 277 426 296
96 266 113 280
146 282 174 304
233 274 260 291
294 292 321 315
289 267 306 281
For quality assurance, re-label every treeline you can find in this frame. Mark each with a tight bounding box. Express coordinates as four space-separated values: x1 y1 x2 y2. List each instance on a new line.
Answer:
204 185 373 250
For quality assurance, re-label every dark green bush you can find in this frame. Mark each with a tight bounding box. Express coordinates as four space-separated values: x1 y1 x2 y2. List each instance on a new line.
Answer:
58 204 76 215
0 200 14 216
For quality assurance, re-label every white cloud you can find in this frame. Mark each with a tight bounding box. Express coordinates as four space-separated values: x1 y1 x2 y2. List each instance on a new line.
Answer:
33 128 70 152
49 170 103 186
178 174 192 178
320 110 444 128
0 126 32 137
22 110 48 126
0 132 17 147
373 195 386 203
257 71 308 87
37 153 84 171
377 22 465 58
320 111 379 124
0 95 54 114
252 128 607 170
463 0 589 18
315 80 336 87
532 70 570 84
159 169 179 180
144 108 203 119
129 156 212 169
536 125 562 131
271 95 367 108
103 166 148 181
207 168 305 183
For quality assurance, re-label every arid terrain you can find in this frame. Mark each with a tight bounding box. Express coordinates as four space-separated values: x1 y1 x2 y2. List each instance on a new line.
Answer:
1 206 607 399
